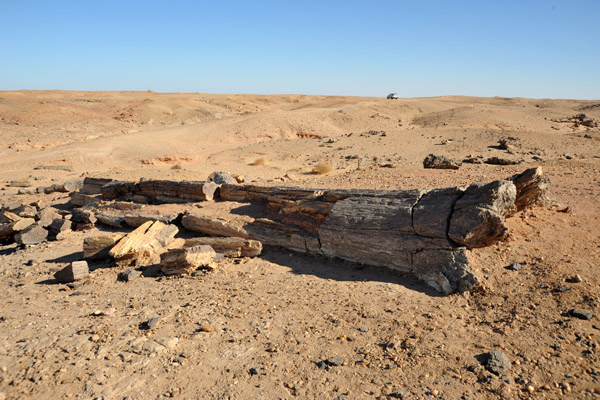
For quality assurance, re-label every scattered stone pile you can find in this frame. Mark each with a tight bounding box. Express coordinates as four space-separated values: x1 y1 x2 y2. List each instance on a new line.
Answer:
551 113 598 128
0 198 75 245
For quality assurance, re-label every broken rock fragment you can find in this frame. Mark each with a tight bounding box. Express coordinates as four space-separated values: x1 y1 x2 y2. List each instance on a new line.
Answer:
109 221 177 266
15 225 48 245
183 237 262 257
54 261 89 283
83 234 124 260
161 245 217 275
423 154 461 170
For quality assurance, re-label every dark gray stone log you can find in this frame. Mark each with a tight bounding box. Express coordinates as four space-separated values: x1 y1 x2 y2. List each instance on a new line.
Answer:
70 168 549 294
448 180 516 249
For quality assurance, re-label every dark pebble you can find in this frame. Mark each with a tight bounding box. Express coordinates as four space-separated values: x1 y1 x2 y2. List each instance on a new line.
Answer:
248 368 258 376
507 262 521 271
119 269 142 282
571 308 593 320
316 361 328 370
555 285 570 293
389 391 411 399
484 350 511 374
326 356 344 366
141 317 161 330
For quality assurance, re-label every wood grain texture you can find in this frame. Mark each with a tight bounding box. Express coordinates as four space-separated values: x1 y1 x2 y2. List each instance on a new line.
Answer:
71 167 548 294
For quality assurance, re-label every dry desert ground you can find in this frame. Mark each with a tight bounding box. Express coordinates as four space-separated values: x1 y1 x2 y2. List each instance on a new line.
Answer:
0 91 599 399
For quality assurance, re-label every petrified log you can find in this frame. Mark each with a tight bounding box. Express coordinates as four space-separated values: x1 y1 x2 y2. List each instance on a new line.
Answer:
0 210 21 224
109 221 178 266
84 234 124 260
72 168 548 294
69 192 102 207
0 218 35 240
15 225 48 245
423 154 461 170
161 245 217 275
38 208 60 228
183 237 262 257
181 214 250 238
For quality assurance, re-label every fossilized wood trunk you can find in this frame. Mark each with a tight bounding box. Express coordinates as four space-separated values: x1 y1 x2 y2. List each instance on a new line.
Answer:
72 167 548 294
0 218 35 240
109 221 178 266
161 245 217 275
182 237 262 257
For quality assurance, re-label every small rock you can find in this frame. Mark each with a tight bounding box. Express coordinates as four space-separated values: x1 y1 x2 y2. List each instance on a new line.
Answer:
358 326 369 332
200 324 215 332
49 218 72 236
207 171 237 185
466 364 481 373
571 308 593 320
38 208 60 228
567 274 583 283
142 317 161 330
485 157 521 165
325 356 344 367
248 367 258 376
484 350 511 374
9 179 31 188
423 154 461 170
156 337 178 350
142 340 166 354
17 188 36 195
507 262 521 271
119 269 142 282
16 205 37 218
15 225 48 245
54 261 89 283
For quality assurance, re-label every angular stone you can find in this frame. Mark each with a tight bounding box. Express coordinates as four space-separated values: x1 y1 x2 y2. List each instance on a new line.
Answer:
84 234 124 260
15 225 48 245
119 268 142 282
9 179 31 188
15 205 37 219
38 207 60 228
183 237 262 257
54 261 89 283
571 308 593 320
484 350 511 375
423 154 461 170
448 180 516 249
208 171 237 185
161 245 217 275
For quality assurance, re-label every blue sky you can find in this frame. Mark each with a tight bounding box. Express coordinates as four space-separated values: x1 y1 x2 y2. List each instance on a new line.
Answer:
1 1 598 98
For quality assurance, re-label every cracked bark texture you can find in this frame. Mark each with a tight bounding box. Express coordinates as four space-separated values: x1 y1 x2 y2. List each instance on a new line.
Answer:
74 167 548 294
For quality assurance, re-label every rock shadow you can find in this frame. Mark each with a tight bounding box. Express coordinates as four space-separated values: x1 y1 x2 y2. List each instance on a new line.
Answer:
259 246 443 297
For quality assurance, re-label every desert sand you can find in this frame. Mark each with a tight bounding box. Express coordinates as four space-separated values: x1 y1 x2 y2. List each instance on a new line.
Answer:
0 91 599 399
